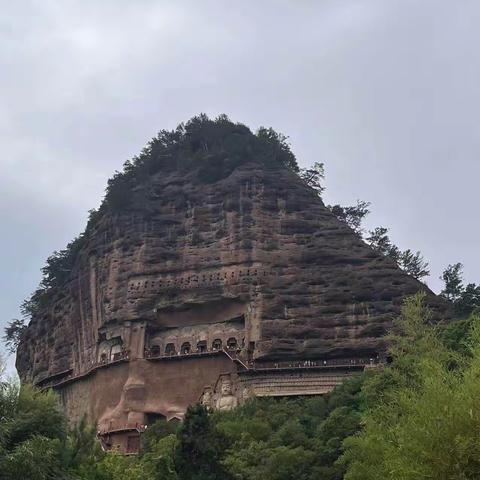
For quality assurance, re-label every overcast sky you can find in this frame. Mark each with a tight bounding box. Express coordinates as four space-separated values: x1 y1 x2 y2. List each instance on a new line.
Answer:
1 0 479 372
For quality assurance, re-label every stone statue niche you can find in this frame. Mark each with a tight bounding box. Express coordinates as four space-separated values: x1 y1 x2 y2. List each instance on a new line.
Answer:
215 375 238 411
240 383 253 404
199 386 214 409
97 338 124 364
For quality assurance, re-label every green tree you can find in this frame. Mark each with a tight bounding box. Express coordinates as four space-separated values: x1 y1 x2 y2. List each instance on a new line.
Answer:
341 297 480 480
215 379 366 480
141 434 179 480
0 435 63 480
398 249 430 281
366 227 429 280
441 262 465 301
140 417 179 454
299 162 325 195
440 263 480 316
328 200 371 235
5 385 66 450
176 404 232 480
457 283 480 315
3 319 26 354
0 383 68 480
62 417 107 479
95 450 151 480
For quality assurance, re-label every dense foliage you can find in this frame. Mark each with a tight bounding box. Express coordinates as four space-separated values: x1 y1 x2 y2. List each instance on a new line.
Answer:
323 208 430 280
440 263 480 316
341 295 480 479
0 382 68 480
213 380 364 480
2 319 26 354
323 198 430 281
365 226 430 280
104 114 298 210
328 200 371 236
298 161 325 196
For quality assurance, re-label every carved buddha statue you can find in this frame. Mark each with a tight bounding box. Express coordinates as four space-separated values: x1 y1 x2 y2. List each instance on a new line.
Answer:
215 379 238 411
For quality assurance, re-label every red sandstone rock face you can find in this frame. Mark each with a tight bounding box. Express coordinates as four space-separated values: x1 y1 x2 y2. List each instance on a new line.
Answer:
16 159 446 388
17 157 450 429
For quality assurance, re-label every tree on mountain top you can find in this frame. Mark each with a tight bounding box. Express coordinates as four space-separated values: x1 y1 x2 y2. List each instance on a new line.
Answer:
440 263 480 316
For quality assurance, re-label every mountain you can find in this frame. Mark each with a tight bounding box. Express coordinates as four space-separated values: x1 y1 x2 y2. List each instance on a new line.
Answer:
16 115 447 452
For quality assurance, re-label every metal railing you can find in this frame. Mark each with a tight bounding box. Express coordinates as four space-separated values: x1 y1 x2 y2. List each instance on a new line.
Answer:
144 346 240 360
252 357 380 371
37 349 380 390
98 421 147 435
36 352 130 389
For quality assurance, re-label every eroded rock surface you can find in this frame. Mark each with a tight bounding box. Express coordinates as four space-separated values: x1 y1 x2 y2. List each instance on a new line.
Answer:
16 152 447 445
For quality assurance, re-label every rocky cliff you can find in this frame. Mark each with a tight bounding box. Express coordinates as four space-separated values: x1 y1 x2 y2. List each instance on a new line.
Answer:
16 116 447 436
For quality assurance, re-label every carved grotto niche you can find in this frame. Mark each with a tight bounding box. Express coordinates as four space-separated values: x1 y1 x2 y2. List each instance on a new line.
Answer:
199 386 214 409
